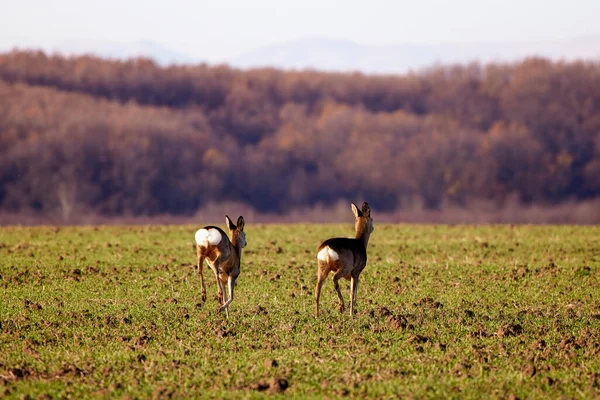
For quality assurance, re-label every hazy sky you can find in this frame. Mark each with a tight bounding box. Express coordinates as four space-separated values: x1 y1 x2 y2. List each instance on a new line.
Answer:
2 0 599 62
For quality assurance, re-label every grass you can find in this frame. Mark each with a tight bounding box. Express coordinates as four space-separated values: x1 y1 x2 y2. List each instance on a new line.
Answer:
0 223 599 399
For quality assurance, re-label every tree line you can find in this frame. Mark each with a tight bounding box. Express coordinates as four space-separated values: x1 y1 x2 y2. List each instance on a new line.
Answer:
0 50 599 218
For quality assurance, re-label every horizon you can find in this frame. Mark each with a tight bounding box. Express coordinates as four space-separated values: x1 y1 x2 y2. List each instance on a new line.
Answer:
2 33 599 75
2 0 600 67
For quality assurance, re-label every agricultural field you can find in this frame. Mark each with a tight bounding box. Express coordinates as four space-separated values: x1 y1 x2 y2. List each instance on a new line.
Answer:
0 224 599 399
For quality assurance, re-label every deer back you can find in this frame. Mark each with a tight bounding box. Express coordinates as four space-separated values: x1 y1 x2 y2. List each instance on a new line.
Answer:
196 226 237 266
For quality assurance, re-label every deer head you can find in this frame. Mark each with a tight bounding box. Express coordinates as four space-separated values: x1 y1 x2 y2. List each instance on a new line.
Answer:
226 215 247 250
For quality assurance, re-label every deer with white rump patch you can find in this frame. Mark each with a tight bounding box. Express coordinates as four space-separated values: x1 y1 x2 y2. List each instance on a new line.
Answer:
194 216 247 318
315 202 374 317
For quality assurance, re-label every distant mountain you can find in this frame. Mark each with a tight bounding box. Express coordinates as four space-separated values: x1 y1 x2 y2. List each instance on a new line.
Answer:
232 36 600 74
48 40 198 66
5 36 599 73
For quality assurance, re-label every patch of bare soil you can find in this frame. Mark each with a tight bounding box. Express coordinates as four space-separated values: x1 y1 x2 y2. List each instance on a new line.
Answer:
152 386 174 399
470 328 490 339
249 380 269 391
512 265 529 279
214 323 235 338
249 377 289 394
523 363 536 377
558 335 579 350
57 363 87 378
530 339 546 351
371 306 393 318
415 297 444 309
268 377 289 394
387 314 409 330
496 323 523 337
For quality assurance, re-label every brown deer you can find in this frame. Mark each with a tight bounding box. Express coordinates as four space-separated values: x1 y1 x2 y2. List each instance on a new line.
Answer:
195 215 246 318
315 202 374 317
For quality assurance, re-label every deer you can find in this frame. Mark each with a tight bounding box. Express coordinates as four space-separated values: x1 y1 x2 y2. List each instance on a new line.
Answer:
194 215 247 318
315 202 374 318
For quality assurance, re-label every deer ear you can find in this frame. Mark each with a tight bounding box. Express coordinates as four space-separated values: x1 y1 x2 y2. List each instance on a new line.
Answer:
351 202 362 218
226 215 236 230
236 216 245 231
361 202 371 217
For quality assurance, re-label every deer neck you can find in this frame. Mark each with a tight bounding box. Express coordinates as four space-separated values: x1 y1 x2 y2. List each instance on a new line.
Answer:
355 221 371 248
231 234 243 259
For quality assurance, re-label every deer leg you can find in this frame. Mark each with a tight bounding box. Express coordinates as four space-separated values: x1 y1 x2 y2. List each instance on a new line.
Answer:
315 264 329 317
220 275 236 318
216 278 225 305
350 275 359 316
196 247 207 302
332 270 346 314
213 252 235 305
209 263 225 304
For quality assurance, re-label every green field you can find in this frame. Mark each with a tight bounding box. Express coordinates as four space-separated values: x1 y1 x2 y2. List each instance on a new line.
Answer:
1 224 599 399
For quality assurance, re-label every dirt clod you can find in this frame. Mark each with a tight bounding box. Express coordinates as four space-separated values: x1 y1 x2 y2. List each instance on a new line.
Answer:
387 314 408 330
435 343 447 352
530 339 546 350
376 307 393 317
133 334 151 347
10 367 28 379
254 305 268 315
515 266 528 278
471 329 489 339
496 324 523 337
559 335 578 350
452 362 470 377
408 334 429 344
542 376 555 386
269 377 289 393
523 363 536 377
152 386 174 399
215 326 234 338
58 364 83 377
416 297 443 309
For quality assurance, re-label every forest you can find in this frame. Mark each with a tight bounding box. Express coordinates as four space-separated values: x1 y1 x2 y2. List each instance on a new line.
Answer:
0 50 599 221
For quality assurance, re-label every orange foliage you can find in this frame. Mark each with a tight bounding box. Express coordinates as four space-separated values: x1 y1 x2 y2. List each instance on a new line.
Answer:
0 51 599 216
